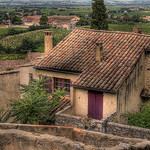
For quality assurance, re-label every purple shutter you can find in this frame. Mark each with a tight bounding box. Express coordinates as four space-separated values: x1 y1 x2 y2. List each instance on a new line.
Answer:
95 93 103 120
88 91 103 120
88 91 95 118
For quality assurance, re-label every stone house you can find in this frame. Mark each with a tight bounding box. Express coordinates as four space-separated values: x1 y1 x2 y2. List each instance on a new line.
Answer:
0 52 45 110
20 28 150 123
22 15 80 30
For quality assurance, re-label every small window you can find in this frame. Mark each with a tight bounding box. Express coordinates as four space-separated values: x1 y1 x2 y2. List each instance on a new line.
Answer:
54 78 71 95
29 73 33 82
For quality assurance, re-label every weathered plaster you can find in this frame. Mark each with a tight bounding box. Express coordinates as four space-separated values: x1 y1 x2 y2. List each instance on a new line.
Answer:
103 93 117 117
117 53 145 123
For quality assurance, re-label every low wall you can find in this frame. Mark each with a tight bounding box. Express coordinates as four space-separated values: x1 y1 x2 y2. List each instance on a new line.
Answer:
55 106 116 132
0 123 150 150
106 122 150 140
56 106 150 141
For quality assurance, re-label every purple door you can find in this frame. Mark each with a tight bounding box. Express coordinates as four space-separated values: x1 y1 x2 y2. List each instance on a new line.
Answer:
88 91 103 120
44 77 52 93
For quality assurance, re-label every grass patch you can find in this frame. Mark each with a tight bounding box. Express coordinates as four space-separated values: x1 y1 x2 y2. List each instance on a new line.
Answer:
109 23 150 35
0 27 27 36
0 28 71 54
80 23 150 35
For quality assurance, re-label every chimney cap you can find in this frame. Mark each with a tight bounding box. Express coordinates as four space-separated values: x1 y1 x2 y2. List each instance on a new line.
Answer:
133 26 142 34
96 42 103 46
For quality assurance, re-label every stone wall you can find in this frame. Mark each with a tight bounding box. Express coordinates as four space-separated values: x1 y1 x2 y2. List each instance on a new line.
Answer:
55 106 103 132
0 123 150 150
106 122 150 140
56 106 150 141
55 106 117 133
144 52 150 105
117 53 145 123
0 71 20 110
0 60 27 72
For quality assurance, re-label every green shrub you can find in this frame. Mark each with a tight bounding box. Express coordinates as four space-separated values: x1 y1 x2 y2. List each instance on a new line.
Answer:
0 109 11 123
123 104 150 129
9 76 66 124
6 67 14 71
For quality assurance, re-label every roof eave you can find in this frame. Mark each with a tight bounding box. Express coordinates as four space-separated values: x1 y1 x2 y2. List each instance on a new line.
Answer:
72 85 116 94
34 66 81 75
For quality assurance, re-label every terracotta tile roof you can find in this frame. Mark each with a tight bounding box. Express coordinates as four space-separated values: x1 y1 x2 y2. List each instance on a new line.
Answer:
25 52 45 62
20 52 45 67
0 60 27 72
35 28 150 93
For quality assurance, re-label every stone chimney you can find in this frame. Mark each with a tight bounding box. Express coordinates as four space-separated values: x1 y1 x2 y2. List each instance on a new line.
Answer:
96 42 103 62
44 31 53 55
133 26 142 34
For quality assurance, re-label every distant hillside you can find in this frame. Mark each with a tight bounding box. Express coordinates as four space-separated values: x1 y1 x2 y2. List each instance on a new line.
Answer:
105 0 150 5
0 0 150 5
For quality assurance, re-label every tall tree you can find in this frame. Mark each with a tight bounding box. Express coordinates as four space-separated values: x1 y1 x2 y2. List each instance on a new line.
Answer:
39 15 48 26
91 0 108 30
10 15 22 25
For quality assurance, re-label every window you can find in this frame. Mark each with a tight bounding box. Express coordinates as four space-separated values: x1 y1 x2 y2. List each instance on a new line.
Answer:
29 73 33 82
54 78 71 95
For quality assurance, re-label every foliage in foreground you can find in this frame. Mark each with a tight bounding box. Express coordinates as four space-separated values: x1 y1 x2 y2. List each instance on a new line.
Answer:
123 104 150 129
0 109 11 123
9 76 66 124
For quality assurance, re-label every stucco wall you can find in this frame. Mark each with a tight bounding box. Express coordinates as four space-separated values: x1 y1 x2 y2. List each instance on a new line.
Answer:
20 66 39 85
74 88 88 118
144 52 150 105
117 53 145 123
103 93 117 117
0 72 20 110
145 53 150 90
74 88 117 119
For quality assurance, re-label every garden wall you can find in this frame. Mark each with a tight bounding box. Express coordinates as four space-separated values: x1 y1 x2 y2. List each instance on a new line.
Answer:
55 106 150 140
0 123 150 150
55 106 116 133
106 122 150 140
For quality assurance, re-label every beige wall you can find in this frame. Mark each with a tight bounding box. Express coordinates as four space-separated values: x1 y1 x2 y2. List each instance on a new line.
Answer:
145 52 150 90
20 66 39 85
74 88 88 118
74 88 117 119
0 72 20 110
145 52 150 105
117 53 145 123
103 93 117 117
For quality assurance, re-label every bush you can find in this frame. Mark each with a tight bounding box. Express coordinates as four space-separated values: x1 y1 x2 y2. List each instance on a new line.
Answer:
0 109 11 123
9 76 66 124
28 25 52 31
123 104 150 129
6 67 14 71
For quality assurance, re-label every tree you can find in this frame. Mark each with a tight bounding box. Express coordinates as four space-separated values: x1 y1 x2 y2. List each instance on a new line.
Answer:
18 38 36 53
91 0 108 30
39 15 48 26
9 76 66 124
132 15 140 23
10 15 22 25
